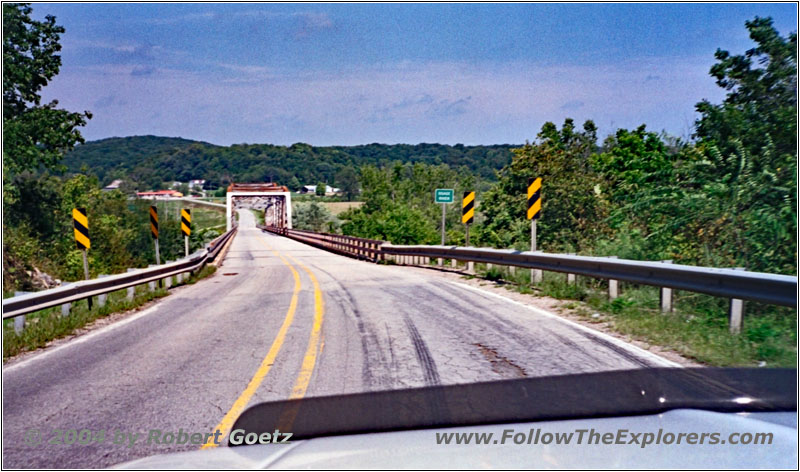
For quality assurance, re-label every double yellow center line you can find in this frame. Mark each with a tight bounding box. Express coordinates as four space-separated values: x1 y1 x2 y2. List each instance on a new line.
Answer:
202 235 324 449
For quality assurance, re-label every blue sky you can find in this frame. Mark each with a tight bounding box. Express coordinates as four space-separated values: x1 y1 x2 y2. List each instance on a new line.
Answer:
34 3 797 146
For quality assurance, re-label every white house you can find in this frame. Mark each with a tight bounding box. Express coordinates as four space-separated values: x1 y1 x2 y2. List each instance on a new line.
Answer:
300 185 341 196
102 179 123 191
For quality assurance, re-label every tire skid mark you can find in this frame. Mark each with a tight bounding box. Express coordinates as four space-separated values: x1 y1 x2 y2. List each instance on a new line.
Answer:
428 281 653 367
404 317 441 386
570 328 656 368
299 263 396 390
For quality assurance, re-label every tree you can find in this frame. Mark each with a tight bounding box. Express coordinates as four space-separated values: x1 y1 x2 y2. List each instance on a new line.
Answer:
3 3 91 175
315 181 326 196
335 166 359 201
293 202 332 232
478 119 603 251
695 17 796 161
684 17 796 273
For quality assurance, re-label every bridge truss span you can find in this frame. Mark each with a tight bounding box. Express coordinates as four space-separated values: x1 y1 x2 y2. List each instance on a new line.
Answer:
225 183 292 231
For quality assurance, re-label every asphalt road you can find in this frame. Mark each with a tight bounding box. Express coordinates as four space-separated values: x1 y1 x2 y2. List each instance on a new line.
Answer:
2 210 674 468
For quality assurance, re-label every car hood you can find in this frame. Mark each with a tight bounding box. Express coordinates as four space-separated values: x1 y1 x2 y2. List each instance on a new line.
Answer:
116 409 797 469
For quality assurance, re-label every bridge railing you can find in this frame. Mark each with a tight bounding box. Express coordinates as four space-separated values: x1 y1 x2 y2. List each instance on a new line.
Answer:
260 226 385 262
260 225 796 333
2 228 238 322
379 244 796 308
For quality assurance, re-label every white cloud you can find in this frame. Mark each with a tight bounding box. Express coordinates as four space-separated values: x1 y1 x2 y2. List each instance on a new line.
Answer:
41 57 724 145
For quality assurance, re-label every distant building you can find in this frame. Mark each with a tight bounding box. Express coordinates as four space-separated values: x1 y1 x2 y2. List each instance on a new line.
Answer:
102 179 123 191
300 185 341 196
189 179 206 189
137 190 184 200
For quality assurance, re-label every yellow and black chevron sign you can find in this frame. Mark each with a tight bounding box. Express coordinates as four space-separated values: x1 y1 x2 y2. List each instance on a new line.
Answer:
150 206 159 239
527 177 542 220
462 191 475 225
73 208 90 250
181 208 191 237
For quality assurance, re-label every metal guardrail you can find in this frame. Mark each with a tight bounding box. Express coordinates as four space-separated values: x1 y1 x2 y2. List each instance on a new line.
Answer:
2 228 237 319
177 197 227 209
260 225 796 308
261 226 384 262
379 245 797 308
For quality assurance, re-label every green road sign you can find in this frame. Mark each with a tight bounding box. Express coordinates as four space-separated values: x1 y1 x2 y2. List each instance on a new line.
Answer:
435 188 454 204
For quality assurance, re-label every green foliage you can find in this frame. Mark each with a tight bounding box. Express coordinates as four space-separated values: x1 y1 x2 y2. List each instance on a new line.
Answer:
478 119 604 252
695 17 796 160
61 136 515 189
465 18 796 277
315 182 326 196
293 202 334 232
335 166 359 201
339 161 475 244
2 3 90 175
342 203 437 245
3 173 225 292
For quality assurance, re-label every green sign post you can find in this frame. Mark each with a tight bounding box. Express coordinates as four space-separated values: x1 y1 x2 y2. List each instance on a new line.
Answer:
434 189 454 247
435 189 454 204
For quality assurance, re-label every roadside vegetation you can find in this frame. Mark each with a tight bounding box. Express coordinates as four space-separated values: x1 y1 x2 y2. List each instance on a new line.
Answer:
2 4 794 368
340 18 796 367
2 5 227 294
3 265 217 361
468 264 795 367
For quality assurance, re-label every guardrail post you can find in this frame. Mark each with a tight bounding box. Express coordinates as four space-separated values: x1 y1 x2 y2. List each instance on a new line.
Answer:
164 261 170 290
127 268 136 301
659 260 673 313
608 256 619 300
530 251 543 284
61 302 71 317
729 267 745 334
97 275 108 307
13 291 30 334
438 257 443 266
566 253 576 284
147 265 156 292
451 258 457 268
467 260 474 274
14 315 25 334
509 266 516 276
487 263 493 271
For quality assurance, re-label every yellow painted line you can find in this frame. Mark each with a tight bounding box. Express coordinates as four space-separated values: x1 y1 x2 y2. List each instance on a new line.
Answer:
201 238 302 449
276 253 325 431
286 256 324 400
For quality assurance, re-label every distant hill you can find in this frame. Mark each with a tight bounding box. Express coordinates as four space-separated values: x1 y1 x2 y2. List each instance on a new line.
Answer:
63 135 518 190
